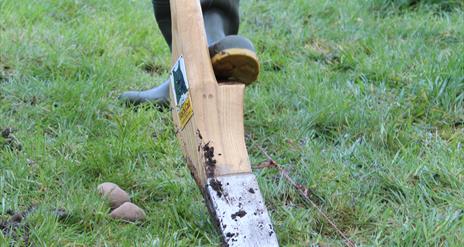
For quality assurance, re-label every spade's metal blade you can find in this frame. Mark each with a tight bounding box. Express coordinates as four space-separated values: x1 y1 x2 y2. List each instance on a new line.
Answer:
205 174 279 247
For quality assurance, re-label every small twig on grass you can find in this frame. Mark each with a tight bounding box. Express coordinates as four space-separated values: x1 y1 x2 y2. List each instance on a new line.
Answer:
255 145 356 247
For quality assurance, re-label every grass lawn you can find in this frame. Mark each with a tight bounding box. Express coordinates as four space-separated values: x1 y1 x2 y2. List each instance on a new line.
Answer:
1 0 463 246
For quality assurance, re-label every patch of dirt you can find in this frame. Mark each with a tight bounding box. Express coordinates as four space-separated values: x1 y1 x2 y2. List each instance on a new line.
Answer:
1 127 22 151
370 0 463 14
52 208 69 221
141 62 167 76
262 61 283 72
304 39 342 67
0 60 14 83
1 205 37 246
1 205 72 246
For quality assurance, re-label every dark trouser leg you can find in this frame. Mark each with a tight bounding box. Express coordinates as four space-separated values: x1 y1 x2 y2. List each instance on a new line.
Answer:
152 0 172 49
152 0 240 48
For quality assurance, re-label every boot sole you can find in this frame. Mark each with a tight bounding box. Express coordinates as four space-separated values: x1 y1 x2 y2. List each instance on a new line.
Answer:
211 48 259 85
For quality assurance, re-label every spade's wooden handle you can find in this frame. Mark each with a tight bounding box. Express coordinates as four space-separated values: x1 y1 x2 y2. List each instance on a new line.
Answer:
169 0 252 190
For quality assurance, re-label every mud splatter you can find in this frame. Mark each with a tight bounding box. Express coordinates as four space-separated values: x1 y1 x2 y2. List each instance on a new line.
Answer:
203 142 217 178
196 130 203 152
225 232 239 243
231 210 247 220
196 129 203 140
210 179 225 198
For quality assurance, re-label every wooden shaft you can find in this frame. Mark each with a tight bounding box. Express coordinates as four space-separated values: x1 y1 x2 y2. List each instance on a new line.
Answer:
169 0 252 189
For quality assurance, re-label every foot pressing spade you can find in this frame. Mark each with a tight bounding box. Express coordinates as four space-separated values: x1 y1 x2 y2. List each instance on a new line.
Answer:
119 0 259 106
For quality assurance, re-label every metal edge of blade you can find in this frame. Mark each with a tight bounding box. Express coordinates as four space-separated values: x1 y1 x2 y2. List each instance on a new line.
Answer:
205 173 279 247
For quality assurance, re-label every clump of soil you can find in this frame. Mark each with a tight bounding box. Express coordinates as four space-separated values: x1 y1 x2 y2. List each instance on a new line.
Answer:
0 62 15 82
209 179 224 197
231 210 247 220
1 205 72 246
203 142 217 178
0 205 37 246
1 127 22 151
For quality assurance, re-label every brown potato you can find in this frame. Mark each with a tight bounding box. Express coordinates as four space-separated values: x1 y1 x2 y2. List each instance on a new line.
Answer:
109 202 146 222
97 182 130 209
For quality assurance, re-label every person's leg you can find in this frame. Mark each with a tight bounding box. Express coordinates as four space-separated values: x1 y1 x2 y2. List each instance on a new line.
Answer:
152 0 172 48
153 0 240 48
117 0 172 106
119 0 258 105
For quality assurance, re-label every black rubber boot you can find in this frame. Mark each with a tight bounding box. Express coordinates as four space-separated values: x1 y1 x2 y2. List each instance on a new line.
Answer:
119 0 259 106
118 79 170 106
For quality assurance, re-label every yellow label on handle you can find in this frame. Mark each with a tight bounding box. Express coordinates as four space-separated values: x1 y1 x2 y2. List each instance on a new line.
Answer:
170 56 193 129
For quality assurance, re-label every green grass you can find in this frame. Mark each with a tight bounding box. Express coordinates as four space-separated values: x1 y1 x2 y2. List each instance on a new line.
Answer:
1 0 463 246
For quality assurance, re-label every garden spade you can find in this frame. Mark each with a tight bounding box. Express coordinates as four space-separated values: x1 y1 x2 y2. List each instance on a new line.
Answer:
167 0 278 246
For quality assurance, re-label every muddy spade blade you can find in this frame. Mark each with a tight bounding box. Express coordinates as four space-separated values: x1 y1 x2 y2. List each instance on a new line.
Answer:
206 174 279 246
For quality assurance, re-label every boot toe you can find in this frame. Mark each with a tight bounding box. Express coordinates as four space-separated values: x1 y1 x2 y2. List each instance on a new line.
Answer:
211 48 259 84
209 35 259 84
